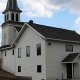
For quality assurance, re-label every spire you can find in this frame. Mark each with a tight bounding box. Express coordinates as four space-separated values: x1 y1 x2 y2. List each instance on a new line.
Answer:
2 0 22 14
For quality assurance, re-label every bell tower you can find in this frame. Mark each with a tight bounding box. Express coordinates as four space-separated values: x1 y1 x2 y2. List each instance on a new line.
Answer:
1 0 23 46
2 0 22 22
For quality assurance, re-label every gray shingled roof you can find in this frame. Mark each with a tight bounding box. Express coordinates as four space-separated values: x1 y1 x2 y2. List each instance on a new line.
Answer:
14 26 22 32
29 23 80 42
2 0 22 14
0 45 11 49
62 53 80 62
1 21 24 27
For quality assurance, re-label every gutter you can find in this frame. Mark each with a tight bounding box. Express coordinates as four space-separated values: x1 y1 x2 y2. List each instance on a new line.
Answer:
45 38 80 44
0 46 14 51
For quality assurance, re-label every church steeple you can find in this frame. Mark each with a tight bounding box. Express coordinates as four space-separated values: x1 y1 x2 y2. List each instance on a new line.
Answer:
3 0 22 14
1 0 23 46
2 0 22 22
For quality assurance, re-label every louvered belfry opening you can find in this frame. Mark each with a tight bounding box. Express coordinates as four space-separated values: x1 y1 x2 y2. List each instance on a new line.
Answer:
2 0 22 22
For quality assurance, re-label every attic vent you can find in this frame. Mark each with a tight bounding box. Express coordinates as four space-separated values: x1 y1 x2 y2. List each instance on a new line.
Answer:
29 20 33 24
48 43 52 45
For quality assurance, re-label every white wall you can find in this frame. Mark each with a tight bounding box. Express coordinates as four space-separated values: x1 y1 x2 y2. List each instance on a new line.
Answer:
2 25 17 45
0 51 2 68
2 49 15 74
74 56 80 78
46 40 80 80
0 51 1 58
2 22 22 46
15 26 46 80
9 25 18 45
2 25 9 45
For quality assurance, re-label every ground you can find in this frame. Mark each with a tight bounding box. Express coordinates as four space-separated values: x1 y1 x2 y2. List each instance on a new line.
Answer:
0 69 31 80
1 69 80 80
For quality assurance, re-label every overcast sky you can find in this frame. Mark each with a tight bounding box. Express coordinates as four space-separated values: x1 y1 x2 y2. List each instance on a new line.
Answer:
0 0 80 45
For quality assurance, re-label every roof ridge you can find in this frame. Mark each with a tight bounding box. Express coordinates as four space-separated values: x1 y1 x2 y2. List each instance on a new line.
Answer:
28 22 80 42
32 23 75 32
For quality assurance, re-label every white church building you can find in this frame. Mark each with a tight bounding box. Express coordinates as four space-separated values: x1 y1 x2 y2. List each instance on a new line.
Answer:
0 0 80 80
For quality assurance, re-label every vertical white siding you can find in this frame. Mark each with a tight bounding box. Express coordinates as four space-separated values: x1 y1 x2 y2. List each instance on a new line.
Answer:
2 25 18 45
2 49 15 74
46 40 80 80
74 56 80 78
2 26 9 45
0 51 1 58
15 27 46 80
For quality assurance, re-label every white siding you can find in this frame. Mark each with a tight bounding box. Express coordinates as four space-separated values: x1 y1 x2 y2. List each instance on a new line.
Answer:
9 26 17 44
74 56 80 78
2 49 15 74
2 26 9 45
0 51 1 58
46 40 80 80
2 23 80 80
15 27 46 80
2 25 18 45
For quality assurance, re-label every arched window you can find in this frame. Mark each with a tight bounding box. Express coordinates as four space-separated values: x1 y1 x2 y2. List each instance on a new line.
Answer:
5 15 6 22
11 13 14 21
16 14 18 21
7 14 9 21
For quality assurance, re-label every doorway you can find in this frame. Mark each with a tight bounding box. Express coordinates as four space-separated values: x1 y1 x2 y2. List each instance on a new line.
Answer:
66 63 72 78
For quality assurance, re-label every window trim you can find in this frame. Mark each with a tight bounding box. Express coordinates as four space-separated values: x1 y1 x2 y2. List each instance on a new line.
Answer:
37 65 42 73
65 44 73 52
5 51 6 56
18 47 21 58
12 50 14 55
5 15 6 22
18 66 21 72
11 13 14 21
16 14 19 21
7 14 9 21
26 46 30 57
37 43 41 56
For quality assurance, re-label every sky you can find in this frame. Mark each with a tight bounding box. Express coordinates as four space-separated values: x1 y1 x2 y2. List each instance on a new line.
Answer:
0 0 80 44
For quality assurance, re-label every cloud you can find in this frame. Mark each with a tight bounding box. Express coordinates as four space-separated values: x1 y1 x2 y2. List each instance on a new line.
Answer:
75 16 80 26
0 0 80 27
19 0 61 17
48 0 80 14
0 0 80 17
76 30 80 34
0 0 7 13
18 0 80 18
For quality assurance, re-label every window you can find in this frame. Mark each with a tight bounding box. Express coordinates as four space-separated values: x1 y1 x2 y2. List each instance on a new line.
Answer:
11 13 14 21
37 43 41 55
7 14 9 21
12 50 14 55
66 45 73 52
5 51 6 56
16 14 18 21
37 65 42 73
18 66 21 72
26 46 30 57
18 48 21 58
5 15 6 22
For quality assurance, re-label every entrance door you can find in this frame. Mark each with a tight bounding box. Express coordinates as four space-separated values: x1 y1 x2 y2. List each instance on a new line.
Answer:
67 63 72 78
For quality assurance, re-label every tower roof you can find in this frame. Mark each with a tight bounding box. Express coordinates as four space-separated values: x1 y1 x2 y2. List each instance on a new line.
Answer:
2 0 22 14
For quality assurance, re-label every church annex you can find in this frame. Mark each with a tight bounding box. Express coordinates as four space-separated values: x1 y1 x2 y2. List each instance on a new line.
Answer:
1 0 80 80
